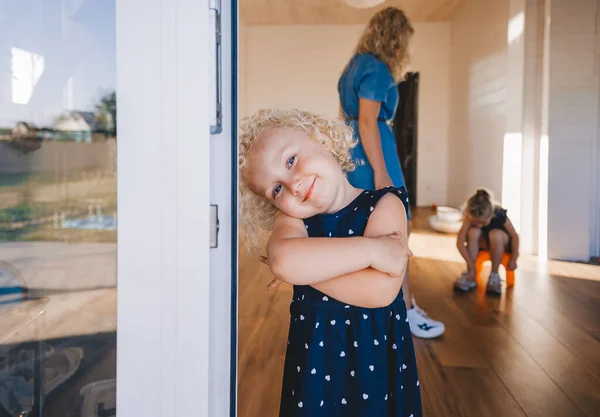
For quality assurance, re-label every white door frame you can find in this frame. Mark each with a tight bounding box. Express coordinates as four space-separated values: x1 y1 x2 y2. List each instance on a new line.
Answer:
116 0 236 415
209 0 238 416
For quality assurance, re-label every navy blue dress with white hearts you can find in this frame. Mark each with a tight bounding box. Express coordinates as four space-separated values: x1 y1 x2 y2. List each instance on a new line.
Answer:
279 187 422 417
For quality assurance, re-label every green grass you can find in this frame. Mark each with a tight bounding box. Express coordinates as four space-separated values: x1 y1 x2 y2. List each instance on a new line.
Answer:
0 173 35 188
0 204 36 223
0 197 117 243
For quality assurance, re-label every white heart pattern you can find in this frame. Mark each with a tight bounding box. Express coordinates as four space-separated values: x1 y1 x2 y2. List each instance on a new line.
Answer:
322 296 329 301
385 394 388 400
320 400 324 407
319 341 324 347
374 339 379 346
340 351 346 357
396 314 401 320
392 343 397 350
363 314 368 320
350 370 355 377
325 375 331 381
348 229 354 235
345 319 351 325
341 398 347 405
370 206 374 212
298 402 303 408
369 365 374 371
297 366 301 372
402 364 407 370
300 315 305 320
417 380 420 386
330 320 336 325
305 343 309 349
363 394 369 400
354 341 358 347
311 368 316 374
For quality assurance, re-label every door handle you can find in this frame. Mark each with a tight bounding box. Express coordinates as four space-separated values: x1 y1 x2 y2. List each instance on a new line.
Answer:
209 0 222 134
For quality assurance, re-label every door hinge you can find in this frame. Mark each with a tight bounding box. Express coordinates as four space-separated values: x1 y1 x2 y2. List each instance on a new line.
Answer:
210 205 219 248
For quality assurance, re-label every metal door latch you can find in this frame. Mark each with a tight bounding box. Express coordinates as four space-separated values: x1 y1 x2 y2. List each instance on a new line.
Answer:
210 205 219 248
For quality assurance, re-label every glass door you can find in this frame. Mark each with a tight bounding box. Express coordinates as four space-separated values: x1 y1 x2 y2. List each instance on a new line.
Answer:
0 1 117 416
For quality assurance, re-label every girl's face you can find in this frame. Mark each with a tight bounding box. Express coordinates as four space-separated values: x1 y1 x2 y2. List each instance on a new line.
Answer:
243 128 347 219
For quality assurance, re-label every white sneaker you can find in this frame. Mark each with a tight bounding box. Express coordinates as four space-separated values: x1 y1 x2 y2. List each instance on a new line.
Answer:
454 271 477 292
407 301 445 339
486 272 502 295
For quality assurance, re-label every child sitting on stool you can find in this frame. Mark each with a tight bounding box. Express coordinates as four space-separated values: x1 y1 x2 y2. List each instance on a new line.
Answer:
454 188 519 295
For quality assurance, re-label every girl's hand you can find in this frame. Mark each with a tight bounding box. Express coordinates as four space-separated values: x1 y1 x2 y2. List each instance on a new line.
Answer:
259 255 283 290
369 232 412 277
507 257 517 271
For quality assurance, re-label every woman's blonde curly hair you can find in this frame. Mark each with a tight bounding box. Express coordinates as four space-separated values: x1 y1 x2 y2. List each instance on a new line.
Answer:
355 7 414 81
239 108 356 251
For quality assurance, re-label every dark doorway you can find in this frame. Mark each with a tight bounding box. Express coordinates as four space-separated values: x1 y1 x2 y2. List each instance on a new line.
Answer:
393 72 419 206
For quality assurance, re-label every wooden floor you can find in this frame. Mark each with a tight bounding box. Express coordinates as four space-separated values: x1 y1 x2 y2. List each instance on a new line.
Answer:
238 208 600 417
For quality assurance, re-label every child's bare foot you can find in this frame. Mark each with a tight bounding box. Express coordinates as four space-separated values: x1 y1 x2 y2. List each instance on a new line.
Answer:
454 271 477 292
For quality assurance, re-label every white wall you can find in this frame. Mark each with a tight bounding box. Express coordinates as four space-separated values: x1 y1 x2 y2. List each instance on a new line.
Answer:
546 0 600 260
448 0 509 207
240 23 451 206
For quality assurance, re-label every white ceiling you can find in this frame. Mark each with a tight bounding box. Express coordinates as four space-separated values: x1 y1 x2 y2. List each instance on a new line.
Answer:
240 0 467 25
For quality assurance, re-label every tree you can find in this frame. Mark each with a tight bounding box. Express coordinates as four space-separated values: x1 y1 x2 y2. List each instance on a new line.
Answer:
95 90 117 137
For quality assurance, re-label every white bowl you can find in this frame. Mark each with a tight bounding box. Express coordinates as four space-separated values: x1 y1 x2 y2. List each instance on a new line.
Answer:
429 215 462 234
436 206 463 223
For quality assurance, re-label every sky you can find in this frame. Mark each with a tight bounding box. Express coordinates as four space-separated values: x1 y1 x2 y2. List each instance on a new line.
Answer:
0 0 116 127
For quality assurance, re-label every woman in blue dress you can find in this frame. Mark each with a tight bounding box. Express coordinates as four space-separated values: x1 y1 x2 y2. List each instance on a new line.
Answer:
338 7 445 339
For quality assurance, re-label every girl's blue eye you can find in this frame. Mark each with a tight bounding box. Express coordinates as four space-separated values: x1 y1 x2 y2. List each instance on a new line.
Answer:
273 184 282 198
287 155 296 168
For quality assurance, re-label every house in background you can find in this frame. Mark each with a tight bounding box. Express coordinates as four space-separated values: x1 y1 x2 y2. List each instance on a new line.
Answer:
53 111 100 143
10 121 38 139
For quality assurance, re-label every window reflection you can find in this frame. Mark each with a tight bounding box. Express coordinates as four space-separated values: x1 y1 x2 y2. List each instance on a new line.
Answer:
11 47 45 106
0 1 117 416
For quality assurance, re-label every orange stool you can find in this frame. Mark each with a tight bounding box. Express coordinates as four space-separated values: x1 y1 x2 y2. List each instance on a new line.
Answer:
475 251 515 288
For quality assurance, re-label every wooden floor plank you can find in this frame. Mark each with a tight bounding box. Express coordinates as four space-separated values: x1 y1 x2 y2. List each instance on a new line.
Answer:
496 308 600 416
444 367 527 417
476 326 585 417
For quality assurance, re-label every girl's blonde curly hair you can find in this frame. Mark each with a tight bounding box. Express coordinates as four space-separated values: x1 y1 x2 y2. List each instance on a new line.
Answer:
354 7 414 81
239 108 356 251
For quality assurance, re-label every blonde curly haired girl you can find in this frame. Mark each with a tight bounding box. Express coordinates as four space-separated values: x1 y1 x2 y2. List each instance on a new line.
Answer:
239 107 422 417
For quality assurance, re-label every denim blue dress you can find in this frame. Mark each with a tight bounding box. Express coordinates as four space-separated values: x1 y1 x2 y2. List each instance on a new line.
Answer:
278 187 422 417
338 53 411 219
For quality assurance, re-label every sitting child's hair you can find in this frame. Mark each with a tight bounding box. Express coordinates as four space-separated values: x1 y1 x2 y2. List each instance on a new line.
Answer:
239 108 357 250
466 188 494 219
